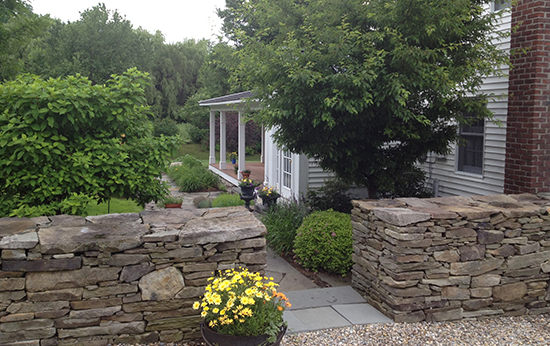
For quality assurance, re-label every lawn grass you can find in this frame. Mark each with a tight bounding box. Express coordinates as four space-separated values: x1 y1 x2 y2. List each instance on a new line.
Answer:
86 198 144 216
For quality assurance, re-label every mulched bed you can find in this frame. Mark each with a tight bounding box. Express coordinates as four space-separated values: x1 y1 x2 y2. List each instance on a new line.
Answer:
279 252 332 288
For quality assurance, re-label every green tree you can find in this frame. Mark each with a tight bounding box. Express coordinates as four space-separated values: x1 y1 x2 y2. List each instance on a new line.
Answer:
24 4 143 84
220 0 510 197
197 42 242 98
150 39 209 120
24 4 209 120
0 68 180 217
0 0 49 81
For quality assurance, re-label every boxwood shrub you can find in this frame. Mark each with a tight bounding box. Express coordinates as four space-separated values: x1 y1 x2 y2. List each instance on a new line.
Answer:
293 209 353 275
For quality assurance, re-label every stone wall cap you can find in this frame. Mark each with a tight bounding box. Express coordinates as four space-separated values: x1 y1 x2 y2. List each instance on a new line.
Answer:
49 215 87 227
352 199 407 212
482 201 542 218
409 207 459 219
38 223 149 254
396 198 439 209
429 196 476 206
180 209 266 244
471 195 518 204
438 205 500 220
86 213 141 224
140 209 206 226
0 217 36 239
515 193 543 201
373 208 431 226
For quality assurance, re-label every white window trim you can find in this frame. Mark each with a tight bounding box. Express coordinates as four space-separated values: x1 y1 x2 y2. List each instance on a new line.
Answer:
456 117 485 177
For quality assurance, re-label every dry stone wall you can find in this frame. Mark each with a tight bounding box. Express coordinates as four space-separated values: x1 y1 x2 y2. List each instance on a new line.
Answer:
0 207 267 346
351 194 550 323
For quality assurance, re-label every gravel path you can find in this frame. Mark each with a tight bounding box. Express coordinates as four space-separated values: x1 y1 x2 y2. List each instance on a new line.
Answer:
114 315 550 346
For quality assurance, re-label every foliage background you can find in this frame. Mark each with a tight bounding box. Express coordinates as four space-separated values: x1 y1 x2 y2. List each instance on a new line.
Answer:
219 0 510 197
0 69 179 217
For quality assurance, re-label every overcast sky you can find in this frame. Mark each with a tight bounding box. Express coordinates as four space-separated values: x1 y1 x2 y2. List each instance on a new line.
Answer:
30 0 228 43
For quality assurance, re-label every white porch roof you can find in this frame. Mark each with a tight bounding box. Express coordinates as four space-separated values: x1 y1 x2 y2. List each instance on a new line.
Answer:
199 91 264 184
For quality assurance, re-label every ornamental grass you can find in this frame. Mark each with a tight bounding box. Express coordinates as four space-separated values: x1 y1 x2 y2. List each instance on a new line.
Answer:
193 268 291 343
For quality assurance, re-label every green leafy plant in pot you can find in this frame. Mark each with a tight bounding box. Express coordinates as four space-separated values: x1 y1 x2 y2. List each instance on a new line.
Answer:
157 196 183 209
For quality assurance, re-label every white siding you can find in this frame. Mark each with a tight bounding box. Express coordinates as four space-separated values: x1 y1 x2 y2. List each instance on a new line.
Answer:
422 7 511 197
307 158 334 189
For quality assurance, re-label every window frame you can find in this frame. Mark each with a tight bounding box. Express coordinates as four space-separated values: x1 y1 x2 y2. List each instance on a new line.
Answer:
493 0 511 12
457 115 485 176
282 150 292 190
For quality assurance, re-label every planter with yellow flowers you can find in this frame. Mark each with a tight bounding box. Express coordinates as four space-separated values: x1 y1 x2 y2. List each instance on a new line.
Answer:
193 268 290 346
257 185 281 209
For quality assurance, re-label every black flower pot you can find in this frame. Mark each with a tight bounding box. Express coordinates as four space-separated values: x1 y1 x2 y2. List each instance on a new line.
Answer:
240 186 255 198
261 196 279 208
201 321 287 346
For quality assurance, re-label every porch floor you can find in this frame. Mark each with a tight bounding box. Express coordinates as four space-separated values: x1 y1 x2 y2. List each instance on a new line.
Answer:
209 162 265 186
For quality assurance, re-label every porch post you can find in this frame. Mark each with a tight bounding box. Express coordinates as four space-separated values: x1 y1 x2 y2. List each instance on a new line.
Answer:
238 111 246 180
209 110 216 165
261 125 265 163
219 111 227 170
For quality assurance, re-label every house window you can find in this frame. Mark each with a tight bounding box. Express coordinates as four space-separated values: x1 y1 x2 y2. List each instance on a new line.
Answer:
493 0 511 11
282 150 292 189
457 116 484 175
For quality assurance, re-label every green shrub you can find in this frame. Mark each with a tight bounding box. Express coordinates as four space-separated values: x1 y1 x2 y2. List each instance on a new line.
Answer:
293 210 353 275
212 193 245 208
197 199 213 208
166 155 220 192
306 177 354 214
261 198 309 256
188 124 208 144
376 166 433 199
0 69 179 217
153 118 180 137
175 123 193 144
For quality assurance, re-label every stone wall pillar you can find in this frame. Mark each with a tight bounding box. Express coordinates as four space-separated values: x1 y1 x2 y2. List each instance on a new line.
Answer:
504 1 550 194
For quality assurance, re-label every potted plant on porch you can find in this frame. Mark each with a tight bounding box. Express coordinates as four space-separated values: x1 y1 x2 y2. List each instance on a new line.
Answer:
241 169 251 179
229 152 238 164
194 268 290 346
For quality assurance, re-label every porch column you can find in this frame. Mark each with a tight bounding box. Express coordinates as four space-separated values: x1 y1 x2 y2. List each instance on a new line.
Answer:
238 111 246 180
261 125 265 163
219 111 227 170
209 110 216 164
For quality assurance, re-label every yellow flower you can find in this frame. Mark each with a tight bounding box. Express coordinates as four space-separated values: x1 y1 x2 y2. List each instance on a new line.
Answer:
193 302 200 310
201 311 207 317
212 308 219 314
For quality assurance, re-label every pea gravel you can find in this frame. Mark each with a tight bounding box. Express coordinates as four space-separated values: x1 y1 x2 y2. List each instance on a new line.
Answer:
114 315 550 346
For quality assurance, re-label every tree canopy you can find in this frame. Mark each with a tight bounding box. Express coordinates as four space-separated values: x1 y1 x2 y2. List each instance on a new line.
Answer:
0 0 49 80
0 69 180 217
22 4 209 120
220 0 510 196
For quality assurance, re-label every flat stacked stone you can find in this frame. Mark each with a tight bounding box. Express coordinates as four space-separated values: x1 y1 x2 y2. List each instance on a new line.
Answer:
351 194 550 323
0 206 266 346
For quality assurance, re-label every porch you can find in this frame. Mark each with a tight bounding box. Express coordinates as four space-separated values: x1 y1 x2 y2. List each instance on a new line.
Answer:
209 161 265 187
